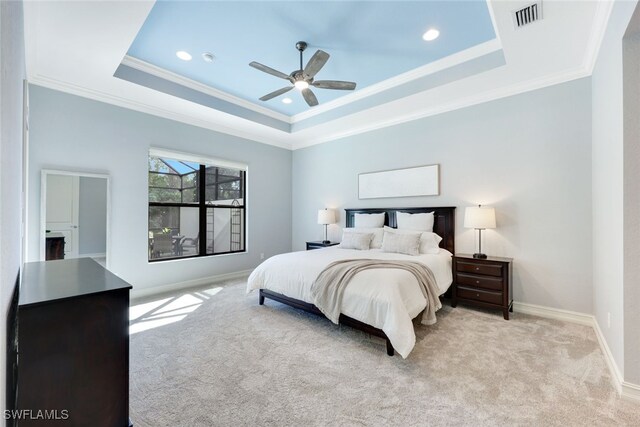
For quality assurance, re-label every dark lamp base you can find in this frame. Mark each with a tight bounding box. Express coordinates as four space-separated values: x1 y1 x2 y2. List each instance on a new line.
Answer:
473 253 488 259
322 240 331 244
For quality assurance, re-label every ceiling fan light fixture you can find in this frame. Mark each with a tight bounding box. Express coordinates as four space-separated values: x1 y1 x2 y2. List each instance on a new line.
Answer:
282 97 293 104
422 28 440 41
294 80 309 90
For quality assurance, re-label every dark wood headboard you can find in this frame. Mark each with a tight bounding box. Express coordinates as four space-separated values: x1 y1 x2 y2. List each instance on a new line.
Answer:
344 207 456 254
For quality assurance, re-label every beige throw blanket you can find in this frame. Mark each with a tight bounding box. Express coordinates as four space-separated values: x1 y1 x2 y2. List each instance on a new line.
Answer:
311 259 443 326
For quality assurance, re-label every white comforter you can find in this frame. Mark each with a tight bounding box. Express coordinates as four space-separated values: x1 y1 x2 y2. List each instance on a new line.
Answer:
247 247 452 358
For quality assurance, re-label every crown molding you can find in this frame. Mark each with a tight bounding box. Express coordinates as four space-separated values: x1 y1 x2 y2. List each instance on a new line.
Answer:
28 60 590 154
28 73 293 150
292 64 590 150
290 39 503 123
583 0 615 74
22 0 612 154
485 0 502 46
290 0 612 149
121 55 292 124
121 40 503 128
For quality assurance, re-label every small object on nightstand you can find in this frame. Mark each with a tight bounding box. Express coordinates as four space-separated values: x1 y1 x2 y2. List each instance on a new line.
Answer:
306 241 340 250
451 254 513 320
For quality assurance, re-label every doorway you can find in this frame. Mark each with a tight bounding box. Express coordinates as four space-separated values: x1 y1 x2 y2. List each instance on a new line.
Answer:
40 170 110 267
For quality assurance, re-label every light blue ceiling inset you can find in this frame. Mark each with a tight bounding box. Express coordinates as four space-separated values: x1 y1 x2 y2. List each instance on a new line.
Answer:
126 1 496 116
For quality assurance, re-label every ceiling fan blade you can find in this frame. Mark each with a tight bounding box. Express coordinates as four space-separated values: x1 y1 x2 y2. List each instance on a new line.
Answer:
259 86 294 101
249 61 291 80
303 50 330 78
312 80 357 90
301 88 319 107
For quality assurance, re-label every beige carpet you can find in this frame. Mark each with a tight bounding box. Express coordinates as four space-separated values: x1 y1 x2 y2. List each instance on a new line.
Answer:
129 278 639 426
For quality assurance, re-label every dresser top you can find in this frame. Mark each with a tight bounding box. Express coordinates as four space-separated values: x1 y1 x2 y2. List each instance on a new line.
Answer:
20 258 132 307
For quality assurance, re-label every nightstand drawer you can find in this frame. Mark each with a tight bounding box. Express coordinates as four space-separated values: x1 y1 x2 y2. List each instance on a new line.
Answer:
457 260 503 277
457 286 502 305
456 273 503 291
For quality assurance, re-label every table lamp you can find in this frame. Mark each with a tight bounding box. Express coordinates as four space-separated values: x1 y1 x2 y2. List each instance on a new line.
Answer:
317 209 336 244
464 204 496 259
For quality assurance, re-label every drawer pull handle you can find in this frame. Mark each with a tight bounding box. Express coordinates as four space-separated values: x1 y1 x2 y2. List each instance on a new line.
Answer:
476 280 480 284
476 293 480 297
475 267 479 271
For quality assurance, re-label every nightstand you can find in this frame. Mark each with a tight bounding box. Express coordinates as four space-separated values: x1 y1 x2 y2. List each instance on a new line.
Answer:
451 254 513 320
306 241 339 250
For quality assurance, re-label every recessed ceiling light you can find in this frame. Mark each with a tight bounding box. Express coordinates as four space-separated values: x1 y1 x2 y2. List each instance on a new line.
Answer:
422 28 440 41
202 52 215 63
176 51 192 61
282 98 292 104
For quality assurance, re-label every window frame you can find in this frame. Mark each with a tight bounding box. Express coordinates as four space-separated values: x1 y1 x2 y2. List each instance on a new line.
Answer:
148 155 247 263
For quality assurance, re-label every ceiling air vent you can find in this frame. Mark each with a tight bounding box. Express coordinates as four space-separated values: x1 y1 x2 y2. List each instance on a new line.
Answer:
513 2 542 28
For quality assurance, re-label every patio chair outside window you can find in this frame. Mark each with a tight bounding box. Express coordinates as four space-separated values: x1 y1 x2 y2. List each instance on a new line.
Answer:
152 234 174 259
181 234 199 256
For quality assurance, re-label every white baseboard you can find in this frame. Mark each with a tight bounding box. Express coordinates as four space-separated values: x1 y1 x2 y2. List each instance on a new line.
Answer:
80 252 106 258
513 301 638 403
130 269 253 301
512 301 594 326
622 381 640 402
592 315 624 394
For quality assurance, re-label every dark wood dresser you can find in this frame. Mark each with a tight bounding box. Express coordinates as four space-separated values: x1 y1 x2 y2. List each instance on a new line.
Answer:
451 254 513 320
7 258 132 426
45 233 65 260
306 241 339 250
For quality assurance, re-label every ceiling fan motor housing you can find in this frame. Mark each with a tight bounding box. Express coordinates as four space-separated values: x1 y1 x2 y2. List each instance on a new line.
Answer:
291 71 311 83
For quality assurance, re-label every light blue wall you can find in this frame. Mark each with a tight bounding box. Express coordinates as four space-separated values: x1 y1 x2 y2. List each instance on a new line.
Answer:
27 85 292 293
292 78 593 314
78 176 107 255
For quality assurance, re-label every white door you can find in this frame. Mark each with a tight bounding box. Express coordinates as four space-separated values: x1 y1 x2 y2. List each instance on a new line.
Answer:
45 174 80 258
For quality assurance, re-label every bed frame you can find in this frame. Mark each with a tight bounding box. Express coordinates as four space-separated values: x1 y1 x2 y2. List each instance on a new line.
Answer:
259 206 456 356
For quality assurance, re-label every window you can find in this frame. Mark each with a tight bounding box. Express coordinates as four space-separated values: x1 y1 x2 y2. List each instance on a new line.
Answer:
148 153 246 261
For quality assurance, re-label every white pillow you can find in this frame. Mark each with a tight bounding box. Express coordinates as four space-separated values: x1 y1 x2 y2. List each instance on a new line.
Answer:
343 227 384 249
396 211 434 232
354 213 385 228
381 231 421 256
339 232 373 250
384 226 442 254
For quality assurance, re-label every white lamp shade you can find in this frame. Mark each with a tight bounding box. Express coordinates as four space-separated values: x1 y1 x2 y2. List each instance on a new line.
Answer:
464 206 496 229
317 209 335 225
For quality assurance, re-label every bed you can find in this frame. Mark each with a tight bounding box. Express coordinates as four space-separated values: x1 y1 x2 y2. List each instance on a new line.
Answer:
247 207 456 358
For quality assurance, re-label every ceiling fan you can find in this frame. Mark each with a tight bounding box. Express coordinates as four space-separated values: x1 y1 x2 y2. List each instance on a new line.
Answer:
249 41 357 107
